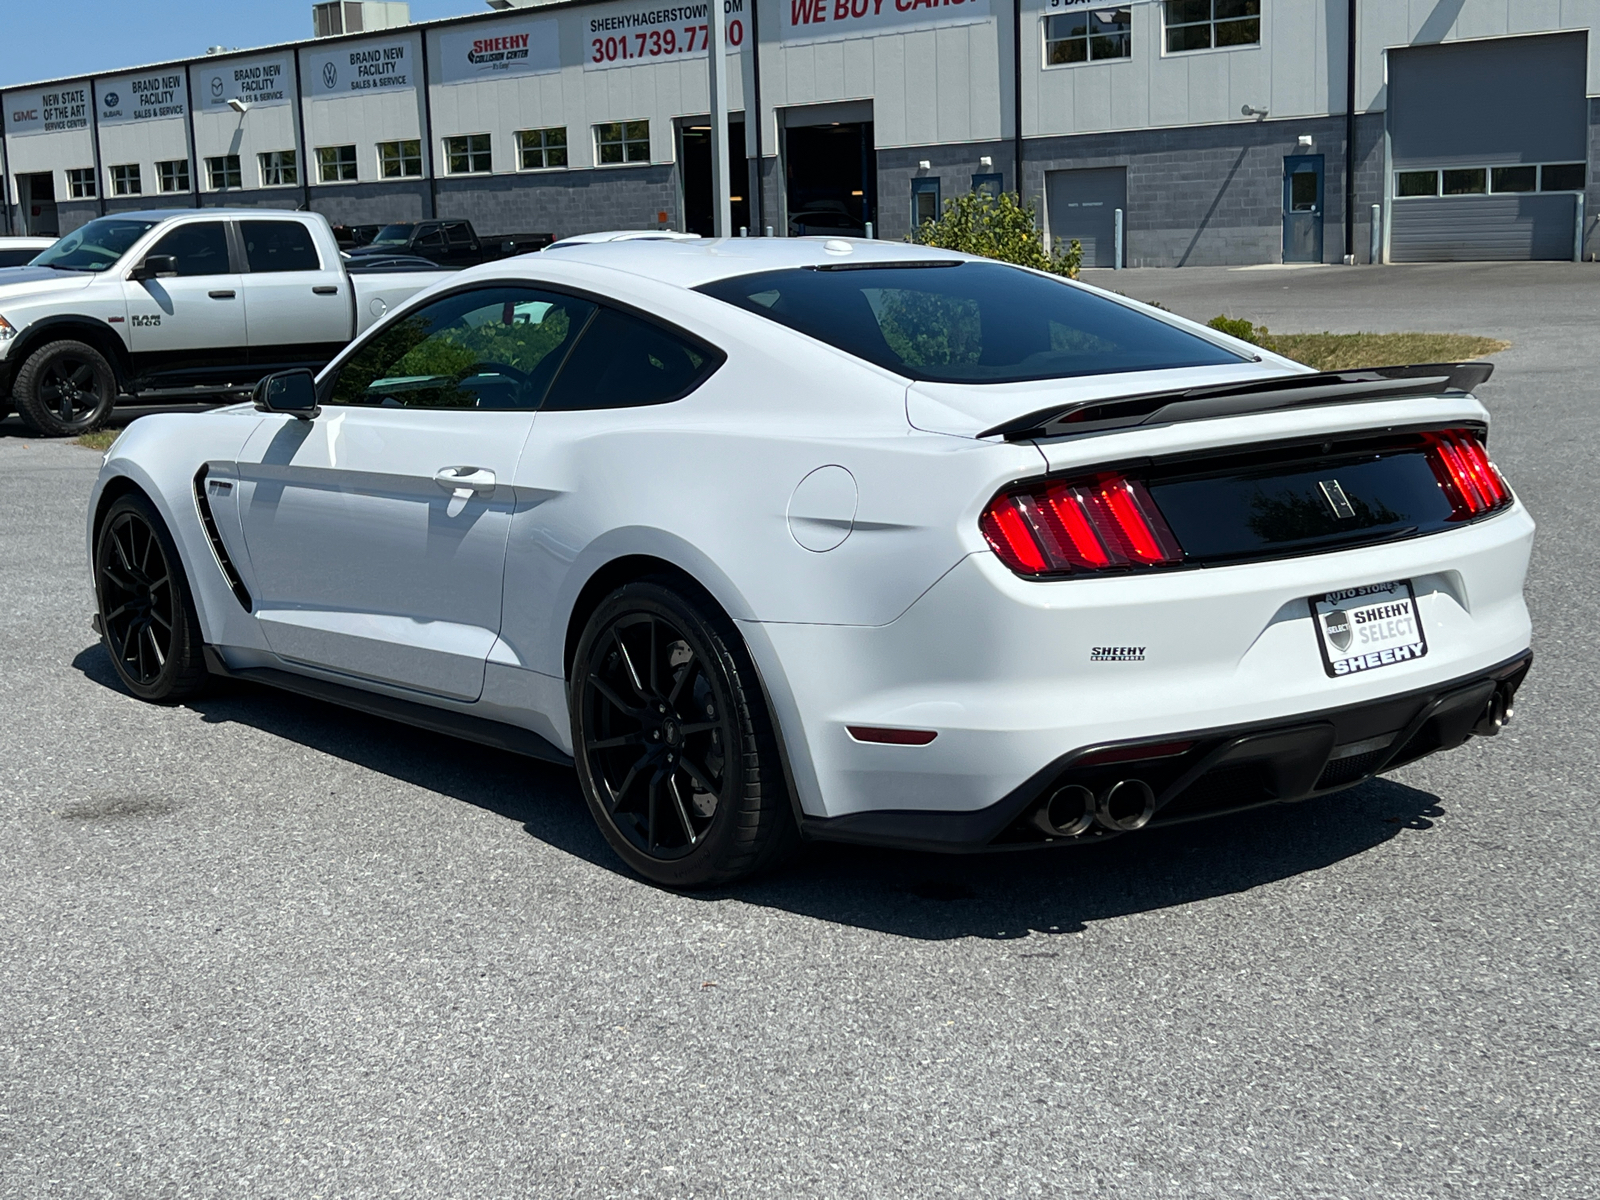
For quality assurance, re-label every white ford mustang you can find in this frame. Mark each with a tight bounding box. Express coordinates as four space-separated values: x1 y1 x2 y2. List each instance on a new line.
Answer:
87 238 1533 885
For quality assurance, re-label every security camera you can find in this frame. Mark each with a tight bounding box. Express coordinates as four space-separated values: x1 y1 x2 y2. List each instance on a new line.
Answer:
227 97 249 114
1241 104 1268 119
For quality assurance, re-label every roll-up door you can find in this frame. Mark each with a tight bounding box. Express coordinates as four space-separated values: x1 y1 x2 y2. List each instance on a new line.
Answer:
1388 33 1587 263
1046 167 1127 268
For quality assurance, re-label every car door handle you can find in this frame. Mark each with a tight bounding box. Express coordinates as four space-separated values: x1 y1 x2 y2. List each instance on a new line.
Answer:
434 466 496 496
313 285 339 295
208 289 236 299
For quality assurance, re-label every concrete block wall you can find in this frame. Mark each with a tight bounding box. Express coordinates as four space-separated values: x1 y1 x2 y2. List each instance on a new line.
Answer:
309 180 430 226
435 165 681 239
876 139 1018 243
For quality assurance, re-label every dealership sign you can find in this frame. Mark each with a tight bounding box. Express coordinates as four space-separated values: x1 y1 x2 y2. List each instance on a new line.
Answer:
584 0 745 71
197 55 293 110
782 0 991 42
6 86 90 136
437 18 560 84
304 37 416 99
98 71 188 125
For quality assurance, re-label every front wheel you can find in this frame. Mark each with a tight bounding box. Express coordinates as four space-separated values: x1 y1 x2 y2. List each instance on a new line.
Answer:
571 580 797 887
14 339 118 437
94 492 209 702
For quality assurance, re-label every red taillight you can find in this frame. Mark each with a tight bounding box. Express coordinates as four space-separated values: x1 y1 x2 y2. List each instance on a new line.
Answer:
1424 429 1512 520
981 471 1182 576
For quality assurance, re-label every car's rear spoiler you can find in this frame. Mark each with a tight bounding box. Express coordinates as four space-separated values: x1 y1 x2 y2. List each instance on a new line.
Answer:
978 362 1496 442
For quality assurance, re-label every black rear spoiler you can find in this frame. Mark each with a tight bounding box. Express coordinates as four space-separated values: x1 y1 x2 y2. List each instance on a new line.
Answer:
977 362 1496 442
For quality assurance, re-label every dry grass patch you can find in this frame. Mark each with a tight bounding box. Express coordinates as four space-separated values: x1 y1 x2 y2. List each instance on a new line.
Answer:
75 429 119 452
1261 332 1511 372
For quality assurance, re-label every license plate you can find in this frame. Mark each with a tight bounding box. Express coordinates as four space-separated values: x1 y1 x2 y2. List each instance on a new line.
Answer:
1311 580 1428 678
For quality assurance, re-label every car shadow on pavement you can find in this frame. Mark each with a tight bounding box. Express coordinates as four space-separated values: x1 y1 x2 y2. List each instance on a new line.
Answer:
74 643 1448 941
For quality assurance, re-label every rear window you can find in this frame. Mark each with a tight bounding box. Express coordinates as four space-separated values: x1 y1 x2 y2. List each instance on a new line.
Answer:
696 260 1246 384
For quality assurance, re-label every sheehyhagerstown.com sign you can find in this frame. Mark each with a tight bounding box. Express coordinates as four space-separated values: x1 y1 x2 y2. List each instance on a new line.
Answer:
583 0 746 71
304 36 416 99
97 71 189 125
782 0 990 42
436 18 561 84
196 55 294 110
5 86 90 136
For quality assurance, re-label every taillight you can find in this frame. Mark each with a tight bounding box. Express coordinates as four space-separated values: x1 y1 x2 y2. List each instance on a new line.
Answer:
980 472 1182 577
1423 429 1512 520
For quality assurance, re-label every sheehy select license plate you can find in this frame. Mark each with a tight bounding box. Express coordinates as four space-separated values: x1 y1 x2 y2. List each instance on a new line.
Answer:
1312 580 1429 678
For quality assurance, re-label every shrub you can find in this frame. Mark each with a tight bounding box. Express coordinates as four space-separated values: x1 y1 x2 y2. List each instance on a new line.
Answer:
1207 314 1262 344
911 190 1083 279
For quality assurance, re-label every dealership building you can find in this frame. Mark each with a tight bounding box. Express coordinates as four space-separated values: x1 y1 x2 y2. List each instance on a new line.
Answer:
3 0 1599 266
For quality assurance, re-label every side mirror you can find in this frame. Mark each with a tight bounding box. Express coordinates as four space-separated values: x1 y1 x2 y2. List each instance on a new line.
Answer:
253 369 321 420
131 254 178 281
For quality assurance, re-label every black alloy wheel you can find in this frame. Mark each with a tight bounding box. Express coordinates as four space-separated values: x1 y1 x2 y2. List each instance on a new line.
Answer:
14 339 118 437
571 581 797 887
94 493 208 702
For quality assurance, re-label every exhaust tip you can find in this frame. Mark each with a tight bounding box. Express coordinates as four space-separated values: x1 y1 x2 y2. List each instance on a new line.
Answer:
1031 784 1096 838
1473 691 1508 738
1096 778 1157 832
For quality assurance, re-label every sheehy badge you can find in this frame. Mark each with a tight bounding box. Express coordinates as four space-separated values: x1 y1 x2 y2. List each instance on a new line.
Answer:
1312 580 1428 678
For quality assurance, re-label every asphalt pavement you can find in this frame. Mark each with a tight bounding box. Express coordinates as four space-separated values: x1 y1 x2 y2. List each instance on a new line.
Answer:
1 262 1595 1198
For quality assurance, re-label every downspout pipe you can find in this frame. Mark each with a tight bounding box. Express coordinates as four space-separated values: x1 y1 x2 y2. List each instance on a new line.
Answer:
750 0 765 231
89 80 107 217
420 30 439 220
1 105 13 235
1013 0 1024 199
1344 0 1357 262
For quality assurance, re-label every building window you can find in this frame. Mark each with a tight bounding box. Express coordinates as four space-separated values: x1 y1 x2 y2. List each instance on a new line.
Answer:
1394 170 1437 198
158 159 191 193
206 155 242 190
1541 162 1585 191
1164 0 1260 53
1044 7 1132 65
911 178 941 229
516 127 569 170
378 140 423 178
110 164 142 196
67 168 97 199
316 145 358 183
1490 166 1536 194
1442 168 1486 196
445 134 492 175
594 121 650 166
259 150 299 187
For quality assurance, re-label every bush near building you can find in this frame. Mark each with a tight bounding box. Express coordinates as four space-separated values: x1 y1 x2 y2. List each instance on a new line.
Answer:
912 191 1083 279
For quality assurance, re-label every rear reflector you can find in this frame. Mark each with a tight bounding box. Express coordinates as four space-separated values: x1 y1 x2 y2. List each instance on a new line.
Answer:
981 471 1183 577
1423 429 1512 520
847 726 938 746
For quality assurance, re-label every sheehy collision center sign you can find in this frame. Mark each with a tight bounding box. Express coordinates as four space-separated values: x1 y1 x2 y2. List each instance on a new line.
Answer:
584 0 746 71
98 71 189 125
197 55 294 110
6 86 90 136
303 37 416 99
436 18 561 84
782 0 990 42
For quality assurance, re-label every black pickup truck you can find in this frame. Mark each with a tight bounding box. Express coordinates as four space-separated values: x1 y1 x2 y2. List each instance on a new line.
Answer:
344 219 553 268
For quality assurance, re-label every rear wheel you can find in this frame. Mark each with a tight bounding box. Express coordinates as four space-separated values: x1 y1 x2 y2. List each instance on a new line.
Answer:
94 492 208 702
14 339 118 437
571 580 797 887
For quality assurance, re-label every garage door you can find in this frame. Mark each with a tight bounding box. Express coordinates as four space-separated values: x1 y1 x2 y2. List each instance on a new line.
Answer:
1388 33 1587 263
1046 167 1126 268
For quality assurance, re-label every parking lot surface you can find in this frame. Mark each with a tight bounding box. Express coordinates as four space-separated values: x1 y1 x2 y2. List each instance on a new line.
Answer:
2 262 1596 1198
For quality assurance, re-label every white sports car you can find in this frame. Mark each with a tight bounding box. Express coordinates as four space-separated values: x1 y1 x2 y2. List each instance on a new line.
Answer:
87 238 1533 885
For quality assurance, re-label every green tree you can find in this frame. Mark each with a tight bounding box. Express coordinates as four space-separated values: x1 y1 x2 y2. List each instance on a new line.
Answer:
910 190 1083 279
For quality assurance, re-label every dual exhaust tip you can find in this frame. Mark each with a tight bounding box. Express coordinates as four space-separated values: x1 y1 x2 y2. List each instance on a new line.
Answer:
1031 778 1157 839
1474 690 1513 738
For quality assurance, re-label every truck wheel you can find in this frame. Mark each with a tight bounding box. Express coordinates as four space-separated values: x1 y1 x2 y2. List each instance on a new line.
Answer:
14 340 118 437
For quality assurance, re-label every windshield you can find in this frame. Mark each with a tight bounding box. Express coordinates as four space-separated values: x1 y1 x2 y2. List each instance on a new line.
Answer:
370 224 418 247
696 261 1248 384
31 218 160 272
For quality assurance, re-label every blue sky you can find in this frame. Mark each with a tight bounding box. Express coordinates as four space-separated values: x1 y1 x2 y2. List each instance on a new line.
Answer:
2 1 481 89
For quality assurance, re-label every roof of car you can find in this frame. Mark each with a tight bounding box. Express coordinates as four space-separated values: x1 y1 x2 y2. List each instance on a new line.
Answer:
506 236 973 290
71 208 321 222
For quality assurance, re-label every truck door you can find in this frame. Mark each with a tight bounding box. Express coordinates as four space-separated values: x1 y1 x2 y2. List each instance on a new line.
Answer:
238 219 350 373
121 219 249 390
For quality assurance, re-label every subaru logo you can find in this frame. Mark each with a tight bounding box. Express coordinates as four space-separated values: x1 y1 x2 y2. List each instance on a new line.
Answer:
103 91 120 108
322 62 338 89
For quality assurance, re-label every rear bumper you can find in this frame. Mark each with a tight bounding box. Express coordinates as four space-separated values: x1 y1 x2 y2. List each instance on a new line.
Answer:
802 651 1530 852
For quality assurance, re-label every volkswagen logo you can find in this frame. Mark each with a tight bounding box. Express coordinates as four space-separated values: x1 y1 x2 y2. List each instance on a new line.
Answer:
322 62 338 89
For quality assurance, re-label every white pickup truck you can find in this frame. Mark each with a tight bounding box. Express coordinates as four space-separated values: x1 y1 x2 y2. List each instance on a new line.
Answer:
0 209 448 436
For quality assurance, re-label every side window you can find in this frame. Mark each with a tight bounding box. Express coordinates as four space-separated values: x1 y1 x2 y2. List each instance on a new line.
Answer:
543 307 721 411
241 221 322 272
328 286 596 410
417 228 447 250
445 222 473 247
147 222 231 276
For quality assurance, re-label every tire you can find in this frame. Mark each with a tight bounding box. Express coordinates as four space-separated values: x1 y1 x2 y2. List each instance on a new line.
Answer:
570 579 798 887
14 339 117 437
94 491 209 703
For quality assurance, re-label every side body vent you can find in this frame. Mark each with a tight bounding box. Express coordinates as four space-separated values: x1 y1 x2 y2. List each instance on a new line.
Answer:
193 466 253 612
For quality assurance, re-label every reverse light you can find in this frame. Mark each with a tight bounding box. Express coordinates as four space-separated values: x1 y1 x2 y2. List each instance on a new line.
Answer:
1423 429 1512 520
980 471 1182 577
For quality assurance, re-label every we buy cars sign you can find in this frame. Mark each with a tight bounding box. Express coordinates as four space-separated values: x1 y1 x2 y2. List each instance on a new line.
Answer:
782 0 989 42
